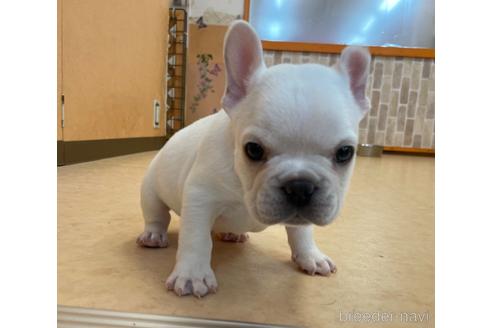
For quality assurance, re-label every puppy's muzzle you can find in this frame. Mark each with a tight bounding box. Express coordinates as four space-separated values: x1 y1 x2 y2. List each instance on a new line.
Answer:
282 179 316 207
254 167 338 226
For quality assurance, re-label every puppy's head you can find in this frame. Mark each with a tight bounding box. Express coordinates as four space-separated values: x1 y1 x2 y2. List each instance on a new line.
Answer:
222 21 371 227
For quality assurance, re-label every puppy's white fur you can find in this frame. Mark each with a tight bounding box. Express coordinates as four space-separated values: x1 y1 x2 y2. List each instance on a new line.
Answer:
137 21 371 297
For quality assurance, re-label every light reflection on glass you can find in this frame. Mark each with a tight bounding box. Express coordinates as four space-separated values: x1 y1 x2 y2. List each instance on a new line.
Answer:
249 0 434 49
379 0 402 12
268 22 281 39
362 16 376 32
350 35 366 45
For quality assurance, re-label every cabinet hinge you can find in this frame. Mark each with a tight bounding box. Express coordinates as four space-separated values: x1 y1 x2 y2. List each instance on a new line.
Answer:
61 95 65 128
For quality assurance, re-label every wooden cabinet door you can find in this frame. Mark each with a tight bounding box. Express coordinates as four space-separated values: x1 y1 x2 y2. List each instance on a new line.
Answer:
58 0 63 141
61 0 169 141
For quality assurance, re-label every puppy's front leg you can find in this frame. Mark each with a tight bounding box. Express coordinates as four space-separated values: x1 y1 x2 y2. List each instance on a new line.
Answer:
286 225 337 276
165 189 220 298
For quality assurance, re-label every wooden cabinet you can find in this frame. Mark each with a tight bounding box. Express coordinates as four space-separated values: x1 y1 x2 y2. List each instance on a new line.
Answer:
57 0 63 141
58 0 170 142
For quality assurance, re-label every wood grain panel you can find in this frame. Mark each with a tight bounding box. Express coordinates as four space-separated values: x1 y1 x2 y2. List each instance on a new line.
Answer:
383 146 435 155
62 0 170 141
57 0 63 140
261 41 435 59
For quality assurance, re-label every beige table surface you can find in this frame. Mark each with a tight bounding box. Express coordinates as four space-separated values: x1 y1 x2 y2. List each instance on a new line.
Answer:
58 151 434 328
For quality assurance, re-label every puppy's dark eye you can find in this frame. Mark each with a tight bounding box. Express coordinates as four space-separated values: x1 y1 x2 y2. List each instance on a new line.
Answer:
244 142 264 161
335 145 355 164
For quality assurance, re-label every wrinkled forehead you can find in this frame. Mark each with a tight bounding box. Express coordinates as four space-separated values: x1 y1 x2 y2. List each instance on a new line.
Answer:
235 64 359 151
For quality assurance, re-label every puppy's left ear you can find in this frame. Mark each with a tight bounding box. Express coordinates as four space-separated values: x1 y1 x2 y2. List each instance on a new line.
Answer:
338 46 371 117
221 21 266 114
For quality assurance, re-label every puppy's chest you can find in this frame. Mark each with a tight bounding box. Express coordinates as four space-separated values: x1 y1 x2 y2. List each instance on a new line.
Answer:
213 203 267 234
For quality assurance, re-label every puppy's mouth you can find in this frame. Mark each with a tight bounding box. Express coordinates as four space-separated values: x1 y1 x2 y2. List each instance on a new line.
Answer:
253 202 337 226
251 191 339 227
282 214 312 226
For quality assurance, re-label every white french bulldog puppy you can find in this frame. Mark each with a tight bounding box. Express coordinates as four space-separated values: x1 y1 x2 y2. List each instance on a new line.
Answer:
137 21 371 297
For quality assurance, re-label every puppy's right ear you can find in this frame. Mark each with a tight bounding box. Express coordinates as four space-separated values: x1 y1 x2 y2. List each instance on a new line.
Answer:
221 21 265 114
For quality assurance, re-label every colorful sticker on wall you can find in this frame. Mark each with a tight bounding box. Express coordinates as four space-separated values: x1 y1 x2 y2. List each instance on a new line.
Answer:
190 54 222 113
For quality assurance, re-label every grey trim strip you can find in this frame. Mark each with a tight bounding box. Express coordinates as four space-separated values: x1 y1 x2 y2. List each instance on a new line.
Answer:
58 140 65 166
58 305 299 328
58 136 167 165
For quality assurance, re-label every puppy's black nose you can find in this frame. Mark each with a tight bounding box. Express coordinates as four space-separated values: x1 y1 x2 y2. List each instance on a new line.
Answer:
282 179 316 207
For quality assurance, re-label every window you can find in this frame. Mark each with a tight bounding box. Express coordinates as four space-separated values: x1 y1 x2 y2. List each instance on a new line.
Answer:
246 0 435 57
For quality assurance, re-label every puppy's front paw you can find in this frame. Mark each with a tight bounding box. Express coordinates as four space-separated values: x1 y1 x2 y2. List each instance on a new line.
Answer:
136 230 168 248
292 249 337 276
165 262 218 298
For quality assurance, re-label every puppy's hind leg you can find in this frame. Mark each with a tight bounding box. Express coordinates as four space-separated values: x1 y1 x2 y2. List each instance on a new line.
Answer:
137 184 171 248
